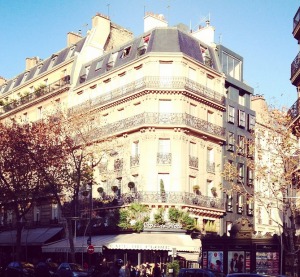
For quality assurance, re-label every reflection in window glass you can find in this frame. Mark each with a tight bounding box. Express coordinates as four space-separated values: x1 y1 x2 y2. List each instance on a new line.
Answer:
222 52 241 81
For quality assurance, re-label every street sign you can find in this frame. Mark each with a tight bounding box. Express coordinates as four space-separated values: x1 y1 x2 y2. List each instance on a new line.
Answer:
87 238 91 246
87 245 95 254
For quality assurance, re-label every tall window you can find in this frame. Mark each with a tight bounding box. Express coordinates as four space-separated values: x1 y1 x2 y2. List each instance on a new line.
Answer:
238 163 245 183
227 194 233 212
189 67 196 81
228 132 235 151
247 167 254 186
226 221 232 236
132 141 139 156
159 100 172 113
247 199 254 215
248 114 255 131
52 204 58 220
238 110 246 128
158 139 170 153
158 173 170 192
206 180 213 197
239 93 245 106
189 176 196 193
37 106 42 120
134 102 141 115
207 111 213 123
189 142 196 156
237 194 243 214
228 106 235 123
118 108 124 121
238 135 245 155
189 104 196 116
222 52 241 80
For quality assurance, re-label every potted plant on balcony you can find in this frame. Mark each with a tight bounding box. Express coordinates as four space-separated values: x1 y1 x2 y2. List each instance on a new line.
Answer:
97 187 104 194
193 185 200 194
211 187 217 197
160 179 166 202
111 185 119 193
128 182 135 191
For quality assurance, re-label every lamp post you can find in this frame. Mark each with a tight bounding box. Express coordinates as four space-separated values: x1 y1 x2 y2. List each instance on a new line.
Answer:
87 181 93 269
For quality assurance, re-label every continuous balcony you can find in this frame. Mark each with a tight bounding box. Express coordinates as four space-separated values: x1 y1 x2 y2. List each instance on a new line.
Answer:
130 155 140 167
291 52 300 86
69 76 225 115
90 112 226 141
0 76 71 115
288 98 300 136
293 7 300 40
95 191 225 211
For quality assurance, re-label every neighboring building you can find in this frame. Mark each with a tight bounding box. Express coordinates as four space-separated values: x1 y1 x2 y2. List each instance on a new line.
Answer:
216 44 256 236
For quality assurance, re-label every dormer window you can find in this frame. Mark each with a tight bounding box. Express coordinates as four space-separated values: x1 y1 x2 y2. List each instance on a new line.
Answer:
121 46 131 59
107 52 118 71
95 60 103 71
50 57 57 68
222 51 241 81
34 65 42 77
138 35 150 58
67 46 76 59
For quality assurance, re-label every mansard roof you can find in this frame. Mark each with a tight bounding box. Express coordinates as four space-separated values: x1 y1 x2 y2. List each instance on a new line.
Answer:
77 27 221 86
0 37 86 94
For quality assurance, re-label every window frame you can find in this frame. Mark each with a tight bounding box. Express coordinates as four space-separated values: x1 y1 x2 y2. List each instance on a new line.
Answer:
95 59 104 71
238 163 245 183
121 46 131 59
237 194 243 214
238 135 245 155
248 114 255 131
228 106 235 123
238 110 246 128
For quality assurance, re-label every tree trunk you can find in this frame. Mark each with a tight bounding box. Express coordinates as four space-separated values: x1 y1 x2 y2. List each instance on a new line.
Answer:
67 218 76 263
16 220 23 262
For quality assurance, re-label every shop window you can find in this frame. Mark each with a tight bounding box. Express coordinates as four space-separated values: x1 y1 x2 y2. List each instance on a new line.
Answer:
228 106 235 123
238 110 246 128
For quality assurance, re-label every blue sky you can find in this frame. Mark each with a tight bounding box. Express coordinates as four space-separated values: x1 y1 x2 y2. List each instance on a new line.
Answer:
0 0 298 108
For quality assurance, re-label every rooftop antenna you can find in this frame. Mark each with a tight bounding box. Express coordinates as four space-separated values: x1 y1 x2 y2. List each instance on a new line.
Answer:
107 4 110 18
192 13 211 32
167 0 170 26
81 24 88 35
256 83 260 95
219 33 222 45
144 5 146 16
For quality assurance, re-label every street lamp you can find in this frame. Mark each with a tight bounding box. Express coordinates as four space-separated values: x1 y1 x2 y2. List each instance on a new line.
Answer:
86 181 93 268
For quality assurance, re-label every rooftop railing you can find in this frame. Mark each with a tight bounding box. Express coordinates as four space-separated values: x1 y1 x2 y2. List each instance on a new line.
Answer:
69 76 225 115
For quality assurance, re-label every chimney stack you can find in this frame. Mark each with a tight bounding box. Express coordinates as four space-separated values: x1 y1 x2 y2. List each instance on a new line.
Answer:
144 11 168 32
67 31 82 47
0 76 7 86
26 57 40 70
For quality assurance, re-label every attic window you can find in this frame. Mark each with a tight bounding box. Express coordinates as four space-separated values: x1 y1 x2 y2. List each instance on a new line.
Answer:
107 52 118 71
121 46 131 59
96 60 103 71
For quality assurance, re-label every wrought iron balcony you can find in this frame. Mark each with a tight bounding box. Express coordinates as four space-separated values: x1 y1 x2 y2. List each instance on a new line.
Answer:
69 76 225 115
288 97 300 123
294 7 300 39
120 191 225 210
114 159 123 171
99 163 108 173
0 76 70 114
157 153 172 164
130 155 140 167
88 113 225 141
189 156 198 168
206 161 215 172
291 52 300 84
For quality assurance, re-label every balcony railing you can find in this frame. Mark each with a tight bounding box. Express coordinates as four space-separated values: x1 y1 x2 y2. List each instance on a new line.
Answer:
157 153 172 164
120 191 225 210
130 155 140 167
114 159 123 171
89 113 226 140
291 52 300 82
294 7 300 34
99 163 108 173
189 156 198 168
207 161 215 172
0 76 71 114
288 97 300 122
69 76 225 115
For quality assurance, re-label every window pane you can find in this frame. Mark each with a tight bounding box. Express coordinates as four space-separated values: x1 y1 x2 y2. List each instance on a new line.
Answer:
234 59 241 80
228 56 234 77
222 52 228 74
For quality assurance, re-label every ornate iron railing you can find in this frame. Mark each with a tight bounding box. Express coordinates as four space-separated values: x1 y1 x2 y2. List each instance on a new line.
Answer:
157 153 172 164
99 163 108 173
114 159 123 171
189 156 198 168
130 155 140 167
121 191 225 210
206 161 215 172
0 76 70 114
294 7 300 33
291 52 300 81
69 76 225 115
288 97 300 122
88 112 225 140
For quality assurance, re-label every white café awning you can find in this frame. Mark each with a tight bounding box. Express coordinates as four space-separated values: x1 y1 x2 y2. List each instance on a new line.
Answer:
42 233 201 253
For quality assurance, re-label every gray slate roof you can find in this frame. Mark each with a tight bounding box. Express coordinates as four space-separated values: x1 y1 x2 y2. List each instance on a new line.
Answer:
77 27 221 86
0 37 86 94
